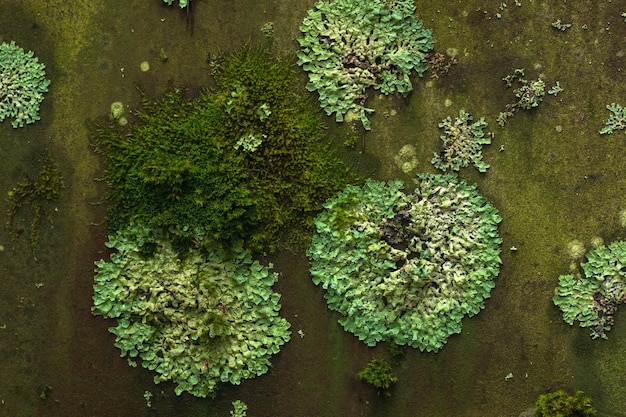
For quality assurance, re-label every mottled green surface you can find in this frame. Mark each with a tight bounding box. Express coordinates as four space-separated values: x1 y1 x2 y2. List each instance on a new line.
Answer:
1 0 626 416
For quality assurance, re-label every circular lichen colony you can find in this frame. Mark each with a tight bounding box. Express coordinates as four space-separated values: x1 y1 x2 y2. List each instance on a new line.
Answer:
553 240 626 340
0 41 50 128
92 225 291 397
296 0 434 130
307 174 502 352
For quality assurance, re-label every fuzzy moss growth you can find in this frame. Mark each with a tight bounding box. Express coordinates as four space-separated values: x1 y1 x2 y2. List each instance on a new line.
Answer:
534 390 596 417
307 174 502 352
92 225 291 397
94 46 349 253
296 0 434 130
358 358 397 396
6 152 63 249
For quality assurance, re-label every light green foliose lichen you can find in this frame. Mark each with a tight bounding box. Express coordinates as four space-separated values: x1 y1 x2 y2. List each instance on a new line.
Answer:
92 225 291 397
553 240 626 339
296 0 434 130
432 109 491 173
162 0 188 8
0 41 50 128
307 174 502 352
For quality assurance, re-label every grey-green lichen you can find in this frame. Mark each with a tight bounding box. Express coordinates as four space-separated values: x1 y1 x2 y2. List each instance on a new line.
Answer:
431 109 491 173
92 225 291 397
296 0 434 130
162 0 188 8
307 174 502 352
497 69 546 127
553 241 626 339
599 103 626 135
0 41 50 128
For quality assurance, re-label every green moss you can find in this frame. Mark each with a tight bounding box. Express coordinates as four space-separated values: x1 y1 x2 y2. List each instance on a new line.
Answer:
6 152 63 250
358 358 397 396
94 46 350 254
534 389 596 417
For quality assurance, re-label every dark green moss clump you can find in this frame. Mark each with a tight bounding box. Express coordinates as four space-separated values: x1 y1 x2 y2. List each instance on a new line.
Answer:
358 358 397 396
6 152 63 250
94 46 349 253
534 390 596 417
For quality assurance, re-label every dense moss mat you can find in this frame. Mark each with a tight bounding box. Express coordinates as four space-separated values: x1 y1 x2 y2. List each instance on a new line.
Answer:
94 46 349 254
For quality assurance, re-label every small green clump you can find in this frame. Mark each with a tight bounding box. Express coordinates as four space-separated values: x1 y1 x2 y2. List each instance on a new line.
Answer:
230 400 248 417
6 152 63 250
358 358 398 396
497 68 546 127
162 0 187 8
599 103 626 135
551 19 572 31
431 109 492 173
534 390 596 417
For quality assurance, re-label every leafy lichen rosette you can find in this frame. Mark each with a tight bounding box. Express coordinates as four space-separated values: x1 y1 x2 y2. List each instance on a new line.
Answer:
553 241 626 339
0 41 50 128
296 0 434 130
432 109 491 173
307 174 502 352
92 225 291 397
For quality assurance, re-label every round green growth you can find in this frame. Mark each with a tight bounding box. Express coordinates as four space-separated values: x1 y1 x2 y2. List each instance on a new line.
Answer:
553 241 626 340
6 152 63 250
92 225 291 397
307 174 502 352
0 41 50 128
110 101 124 119
94 47 348 253
358 358 397 396
534 389 596 417
297 0 434 130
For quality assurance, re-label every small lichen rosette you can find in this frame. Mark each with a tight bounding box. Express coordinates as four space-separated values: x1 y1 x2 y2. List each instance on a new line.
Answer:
0 41 50 128
92 226 291 397
432 109 491 173
553 241 626 339
296 0 434 130
307 174 502 352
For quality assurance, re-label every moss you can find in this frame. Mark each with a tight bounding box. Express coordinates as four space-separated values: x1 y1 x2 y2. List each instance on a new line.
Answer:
5 152 63 250
94 45 350 254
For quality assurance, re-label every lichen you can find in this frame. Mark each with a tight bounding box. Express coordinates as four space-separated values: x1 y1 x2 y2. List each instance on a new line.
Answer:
599 103 626 135
553 240 626 339
0 41 50 128
431 109 491 173
92 225 291 397
307 174 502 352
296 0 434 130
